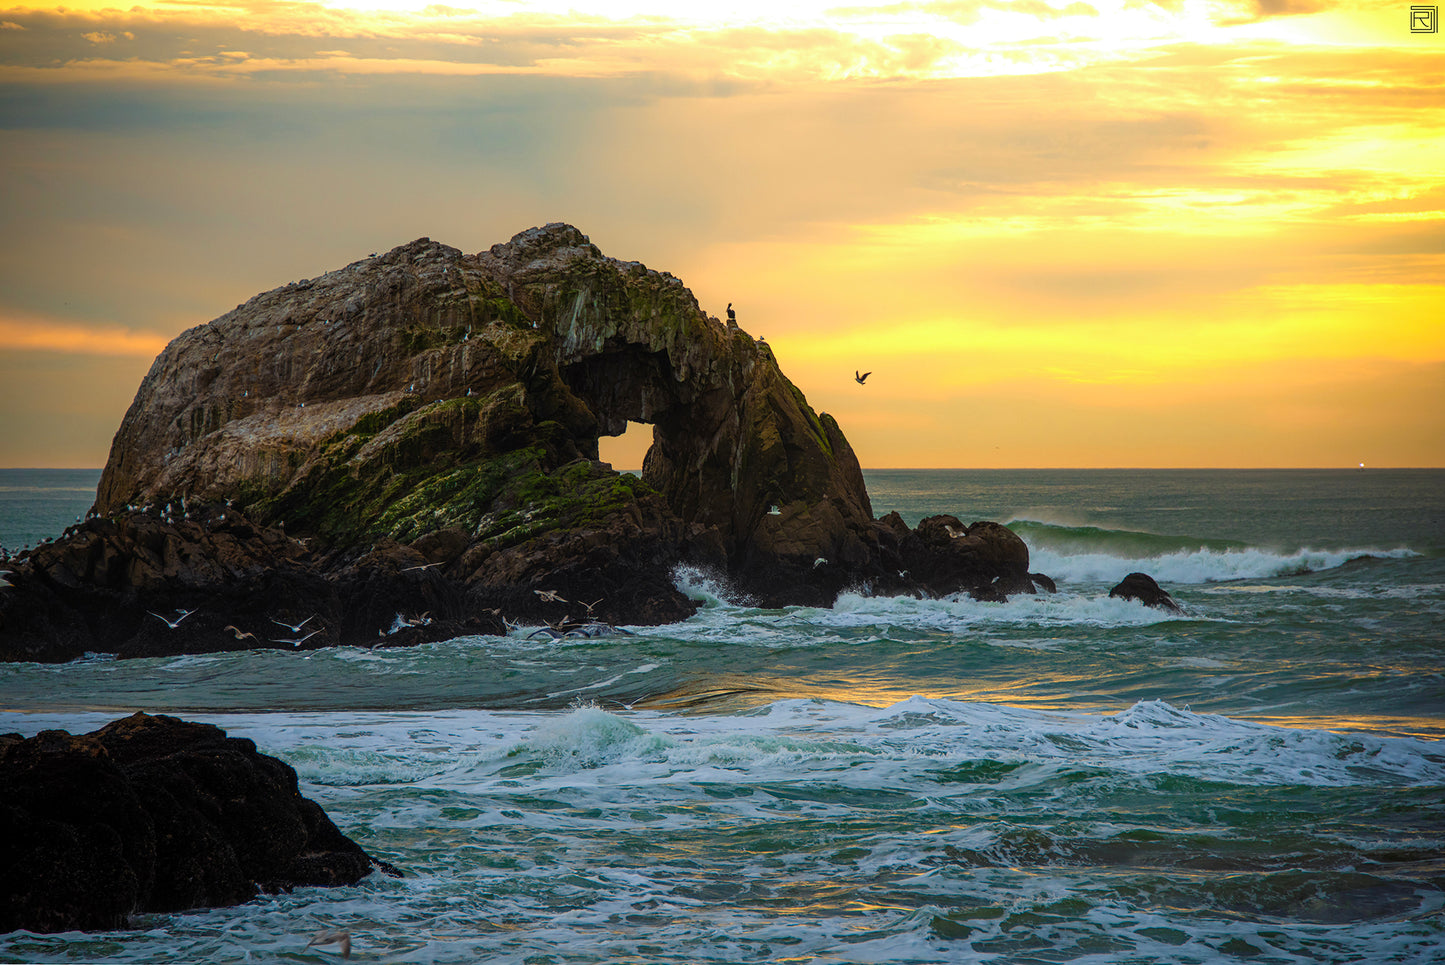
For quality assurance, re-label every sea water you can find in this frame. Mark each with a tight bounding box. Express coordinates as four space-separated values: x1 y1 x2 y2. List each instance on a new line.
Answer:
1 468 1442 964
0 468 102 556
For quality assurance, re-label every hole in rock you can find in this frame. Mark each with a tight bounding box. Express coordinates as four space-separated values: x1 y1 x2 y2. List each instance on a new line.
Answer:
597 421 653 475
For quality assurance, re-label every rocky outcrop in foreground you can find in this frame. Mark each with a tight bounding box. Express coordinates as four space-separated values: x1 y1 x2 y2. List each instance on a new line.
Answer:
0 713 396 934
0 224 1052 661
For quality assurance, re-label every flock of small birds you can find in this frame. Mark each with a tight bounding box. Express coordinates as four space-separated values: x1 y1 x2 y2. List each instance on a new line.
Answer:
85 581 632 649
148 608 325 647
520 590 633 639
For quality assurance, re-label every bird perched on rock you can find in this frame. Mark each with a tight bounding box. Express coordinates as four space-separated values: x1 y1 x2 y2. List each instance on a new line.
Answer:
855 370 871 384
726 303 737 328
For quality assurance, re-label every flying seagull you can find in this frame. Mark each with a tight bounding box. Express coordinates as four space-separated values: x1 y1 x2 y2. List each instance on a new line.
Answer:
534 588 567 604
223 625 257 641
149 608 195 629
855 370 871 385
303 930 352 958
273 629 321 648
271 615 315 633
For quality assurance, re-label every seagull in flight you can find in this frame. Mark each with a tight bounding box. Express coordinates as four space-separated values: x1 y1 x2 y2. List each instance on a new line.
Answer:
223 625 257 641
271 615 315 633
273 629 321 648
855 370 871 385
534 588 567 604
149 608 195 629
303 930 352 958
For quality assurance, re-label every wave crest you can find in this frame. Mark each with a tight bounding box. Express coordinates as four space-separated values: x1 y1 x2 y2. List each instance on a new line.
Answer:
1013 520 1415 584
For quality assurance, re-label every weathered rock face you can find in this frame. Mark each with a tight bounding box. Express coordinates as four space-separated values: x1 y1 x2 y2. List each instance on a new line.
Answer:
94 225 874 584
477 227 877 580
0 712 394 934
2 224 1048 660
83 224 879 614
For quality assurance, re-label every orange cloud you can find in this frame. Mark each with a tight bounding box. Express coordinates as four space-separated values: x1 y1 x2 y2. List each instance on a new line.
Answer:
0 313 170 357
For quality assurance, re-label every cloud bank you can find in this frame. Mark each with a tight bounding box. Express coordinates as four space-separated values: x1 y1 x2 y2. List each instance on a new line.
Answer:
0 0 1440 466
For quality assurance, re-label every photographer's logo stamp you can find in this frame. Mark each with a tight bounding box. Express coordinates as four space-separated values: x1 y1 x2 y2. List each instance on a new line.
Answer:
1412 5 1438 32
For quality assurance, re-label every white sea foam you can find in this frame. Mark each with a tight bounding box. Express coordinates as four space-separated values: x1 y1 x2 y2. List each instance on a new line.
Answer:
660 587 1193 650
9 695 1415 795
829 589 1187 628
4 699 1441 965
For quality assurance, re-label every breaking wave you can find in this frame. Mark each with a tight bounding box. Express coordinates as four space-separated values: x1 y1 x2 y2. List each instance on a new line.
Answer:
1012 519 1417 585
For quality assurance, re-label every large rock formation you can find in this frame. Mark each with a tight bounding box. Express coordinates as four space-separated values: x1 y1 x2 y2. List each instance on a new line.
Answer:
0 712 396 934
92 226 874 580
0 224 1049 661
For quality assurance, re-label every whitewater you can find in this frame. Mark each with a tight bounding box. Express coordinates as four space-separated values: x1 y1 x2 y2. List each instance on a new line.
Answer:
2 468 1443 963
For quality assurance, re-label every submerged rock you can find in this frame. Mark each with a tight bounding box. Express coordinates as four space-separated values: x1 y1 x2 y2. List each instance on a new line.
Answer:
1108 572 1184 613
0 712 396 934
0 224 1049 660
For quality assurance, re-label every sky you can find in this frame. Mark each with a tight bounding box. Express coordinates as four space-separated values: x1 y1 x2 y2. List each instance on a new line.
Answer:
0 0 1441 469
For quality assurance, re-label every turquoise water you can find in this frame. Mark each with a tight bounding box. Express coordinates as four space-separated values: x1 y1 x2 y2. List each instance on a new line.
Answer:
2 468 1443 963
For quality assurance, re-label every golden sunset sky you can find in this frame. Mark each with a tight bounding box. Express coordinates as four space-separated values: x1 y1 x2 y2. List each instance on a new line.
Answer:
0 0 1440 468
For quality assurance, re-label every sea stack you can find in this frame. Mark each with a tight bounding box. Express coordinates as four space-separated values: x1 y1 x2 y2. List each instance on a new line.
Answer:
0 224 1050 661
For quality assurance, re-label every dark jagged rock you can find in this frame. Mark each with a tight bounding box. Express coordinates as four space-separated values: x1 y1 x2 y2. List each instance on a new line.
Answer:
0 224 1050 660
0 506 508 662
0 712 395 934
1108 572 1183 613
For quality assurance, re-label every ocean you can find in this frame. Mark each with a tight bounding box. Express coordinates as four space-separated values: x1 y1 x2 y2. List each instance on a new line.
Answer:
1 468 1442 964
